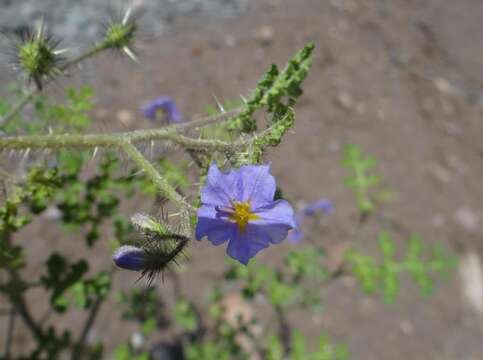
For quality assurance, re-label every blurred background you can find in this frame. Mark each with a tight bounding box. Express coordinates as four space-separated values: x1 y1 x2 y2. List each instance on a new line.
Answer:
1 0 483 359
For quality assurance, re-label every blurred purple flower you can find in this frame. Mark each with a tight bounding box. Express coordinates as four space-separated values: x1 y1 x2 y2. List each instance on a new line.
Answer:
113 245 146 271
287 214 304 243
287 198 333 243
196 163 296 265
302 198 333 216
142 96 182 123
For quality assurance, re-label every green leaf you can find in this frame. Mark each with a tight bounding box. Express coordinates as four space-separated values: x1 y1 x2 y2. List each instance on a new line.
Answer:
341 144 384 215
348 231 456 302
41 253 89 312
266 335 284 360
173 298 198 333
112 344 131 360
141 318 157 335
291 330 306 360
229 42 314 133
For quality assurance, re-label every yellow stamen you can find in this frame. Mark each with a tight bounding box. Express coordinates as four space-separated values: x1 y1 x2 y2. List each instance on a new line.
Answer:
229 201 260 232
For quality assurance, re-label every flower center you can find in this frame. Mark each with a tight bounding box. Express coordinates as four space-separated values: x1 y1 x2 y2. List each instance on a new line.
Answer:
229 201 260 232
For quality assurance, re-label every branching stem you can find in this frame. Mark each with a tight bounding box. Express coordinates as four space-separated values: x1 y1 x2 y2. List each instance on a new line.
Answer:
0 43 108 126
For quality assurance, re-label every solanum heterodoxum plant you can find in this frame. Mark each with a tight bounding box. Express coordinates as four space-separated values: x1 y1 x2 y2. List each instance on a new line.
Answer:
0 10 456 360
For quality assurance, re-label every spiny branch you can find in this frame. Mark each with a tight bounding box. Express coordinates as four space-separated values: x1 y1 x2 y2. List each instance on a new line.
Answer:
0 43 109 127
0 108 243 151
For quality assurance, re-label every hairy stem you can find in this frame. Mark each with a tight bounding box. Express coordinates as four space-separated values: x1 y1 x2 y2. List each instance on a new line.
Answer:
61 43 108 71
163 132 235 151
0 43 108 126
274 305 291 355
71 296 103 360
0 235 44 348
0 116 240 151
120 142 192 236
4 307 16 359
2 271 44 346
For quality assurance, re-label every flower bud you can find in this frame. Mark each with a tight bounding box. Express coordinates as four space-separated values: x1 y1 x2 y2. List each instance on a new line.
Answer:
112 245 146 271
103 22 136 50
102 8 138 61
13 25 66 90
130 213 171 237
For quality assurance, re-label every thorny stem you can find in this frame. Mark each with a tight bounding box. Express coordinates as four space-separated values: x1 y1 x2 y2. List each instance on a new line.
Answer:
2 272 45 349
0 43 108 127
10 287 44 343
0 106 265 238
120 142 193 236
163 132 237 151
0 94 34 127
0 109 250 236
60 43 108 71
274 304 291 355
71 269 113 360
0 107 252 233
0 111 243 151
0 236 45 351
4 307 16 359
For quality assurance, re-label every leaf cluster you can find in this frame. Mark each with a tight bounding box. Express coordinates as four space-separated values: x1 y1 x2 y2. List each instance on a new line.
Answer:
229 42 314 133
266 330 349 360
347 231 457 303
225 247 328 310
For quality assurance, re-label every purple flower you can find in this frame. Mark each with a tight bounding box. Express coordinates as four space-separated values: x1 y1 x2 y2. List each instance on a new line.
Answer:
196 163 296 265
142 96 182 123
113 245 146 271
302 198 333 216
287 198 333 243
287 214 304 243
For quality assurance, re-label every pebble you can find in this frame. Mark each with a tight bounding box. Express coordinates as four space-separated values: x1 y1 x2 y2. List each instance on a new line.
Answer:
328 139 341 153
443 121 463 136
434 77 456 97
117 109 135 127
399 320 414 335
446 154 468 176
421 97 436 115
454 207 479 232
224 34 237 47
44 205 62 221
460 251 483 316
253 25 274 46
334 92 354 111
431 214 446 228
427 163 452 184
330 0 359 13
130 331 144 350
94 108 109 120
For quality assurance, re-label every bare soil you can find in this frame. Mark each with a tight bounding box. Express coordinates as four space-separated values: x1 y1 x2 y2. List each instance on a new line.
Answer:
2 0 483 359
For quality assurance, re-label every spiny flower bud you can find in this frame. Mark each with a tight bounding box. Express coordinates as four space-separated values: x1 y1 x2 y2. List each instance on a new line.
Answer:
10 21 67 90
130 213 172 237
102 8 138 61
112 213 190 285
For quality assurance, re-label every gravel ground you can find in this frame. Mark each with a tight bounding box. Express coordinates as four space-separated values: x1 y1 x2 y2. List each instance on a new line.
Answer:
0 0 249 54
2 0 483 359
